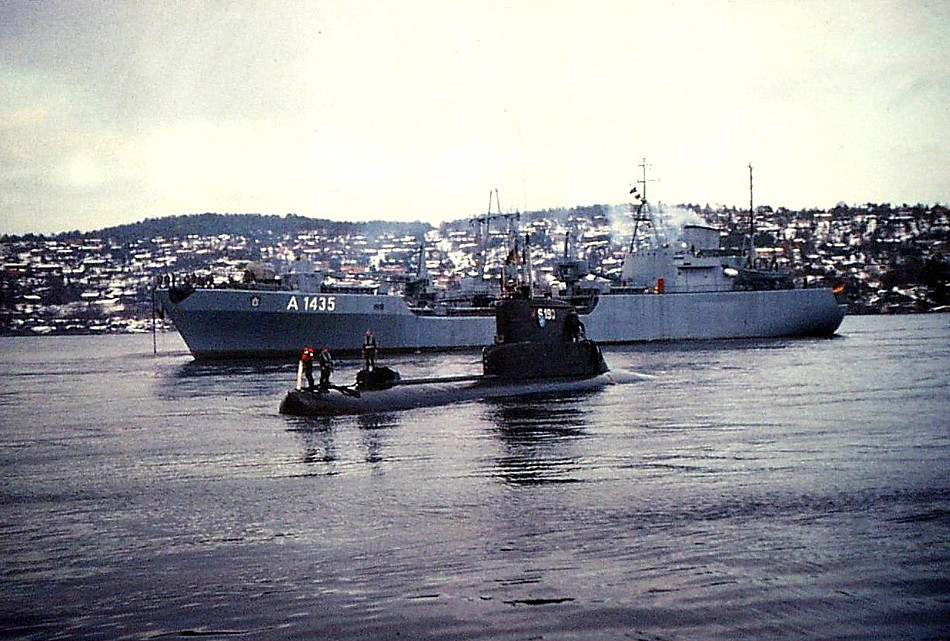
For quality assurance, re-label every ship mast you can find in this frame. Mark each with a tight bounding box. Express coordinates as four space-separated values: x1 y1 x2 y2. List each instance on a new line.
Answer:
471 189 519 284
415 241 428 280
747 162 755 267
638 156 651 202
629 157 659 253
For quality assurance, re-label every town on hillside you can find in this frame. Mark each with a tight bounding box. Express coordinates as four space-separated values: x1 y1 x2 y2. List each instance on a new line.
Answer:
1 202 948 336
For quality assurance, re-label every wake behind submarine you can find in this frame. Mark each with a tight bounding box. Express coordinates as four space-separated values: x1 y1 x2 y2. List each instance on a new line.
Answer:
279 296 611 417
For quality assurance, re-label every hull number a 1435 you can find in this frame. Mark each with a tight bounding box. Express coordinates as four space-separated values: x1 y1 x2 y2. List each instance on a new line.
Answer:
287 295 336 312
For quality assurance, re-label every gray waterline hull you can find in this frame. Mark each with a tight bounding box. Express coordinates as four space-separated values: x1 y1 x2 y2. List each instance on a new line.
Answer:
157 287 847 359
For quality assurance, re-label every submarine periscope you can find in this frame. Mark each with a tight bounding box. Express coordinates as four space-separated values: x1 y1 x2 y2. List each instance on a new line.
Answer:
278 296 612 417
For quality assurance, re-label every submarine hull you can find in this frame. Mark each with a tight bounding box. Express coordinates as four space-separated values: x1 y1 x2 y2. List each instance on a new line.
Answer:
279 374 613 417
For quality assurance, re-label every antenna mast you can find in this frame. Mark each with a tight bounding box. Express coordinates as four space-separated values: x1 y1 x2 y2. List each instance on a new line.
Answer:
471 189 519 283
629 157 659 253
748 162 755 267
639 157 653 202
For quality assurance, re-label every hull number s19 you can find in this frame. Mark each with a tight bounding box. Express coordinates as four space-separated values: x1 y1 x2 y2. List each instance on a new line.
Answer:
287 295 336 312
537 307 557 326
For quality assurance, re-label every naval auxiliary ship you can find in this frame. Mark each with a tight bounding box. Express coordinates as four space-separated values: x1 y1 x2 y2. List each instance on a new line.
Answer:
156 166 846 359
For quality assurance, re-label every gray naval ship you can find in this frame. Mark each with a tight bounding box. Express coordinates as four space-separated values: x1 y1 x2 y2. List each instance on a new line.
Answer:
156 175 846 359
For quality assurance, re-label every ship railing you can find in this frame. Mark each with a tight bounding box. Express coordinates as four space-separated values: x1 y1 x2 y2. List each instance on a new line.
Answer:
155 271 288 291
408 303 496 317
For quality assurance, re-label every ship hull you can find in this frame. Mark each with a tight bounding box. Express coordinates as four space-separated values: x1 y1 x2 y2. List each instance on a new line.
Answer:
279 374 613 416
157 287 846 359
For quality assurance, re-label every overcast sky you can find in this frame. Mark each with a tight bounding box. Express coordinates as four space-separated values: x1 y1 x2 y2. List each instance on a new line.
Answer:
1 0 947 235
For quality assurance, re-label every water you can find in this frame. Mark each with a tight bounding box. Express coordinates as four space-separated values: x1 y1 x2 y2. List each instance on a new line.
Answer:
1 314 948 639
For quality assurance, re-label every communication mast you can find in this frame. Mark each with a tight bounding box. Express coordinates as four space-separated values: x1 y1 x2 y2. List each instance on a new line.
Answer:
747 162 755 267
629 157 660 252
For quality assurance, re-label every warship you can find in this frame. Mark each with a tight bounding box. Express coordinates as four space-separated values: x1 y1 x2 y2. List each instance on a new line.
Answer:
279 295 611 416
156 166 846 359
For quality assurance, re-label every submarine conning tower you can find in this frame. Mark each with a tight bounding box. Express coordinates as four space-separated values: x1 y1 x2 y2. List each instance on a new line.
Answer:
482 297 609 379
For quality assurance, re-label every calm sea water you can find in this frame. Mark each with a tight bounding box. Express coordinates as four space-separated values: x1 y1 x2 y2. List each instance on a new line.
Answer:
1 314 948 640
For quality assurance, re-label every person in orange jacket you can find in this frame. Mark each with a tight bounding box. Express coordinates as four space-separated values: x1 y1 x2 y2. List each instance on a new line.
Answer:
299 345 316 390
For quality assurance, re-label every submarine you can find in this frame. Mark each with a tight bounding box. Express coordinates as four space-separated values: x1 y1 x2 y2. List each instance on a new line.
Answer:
279 295 611 417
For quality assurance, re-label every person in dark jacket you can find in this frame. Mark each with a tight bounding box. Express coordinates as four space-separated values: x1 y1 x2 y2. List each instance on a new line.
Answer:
362 328 378 371
317 347 334 392
565 311 585 341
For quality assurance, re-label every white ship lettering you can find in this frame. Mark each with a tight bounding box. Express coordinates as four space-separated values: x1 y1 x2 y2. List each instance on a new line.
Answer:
287 295 336 312
305 296 336 312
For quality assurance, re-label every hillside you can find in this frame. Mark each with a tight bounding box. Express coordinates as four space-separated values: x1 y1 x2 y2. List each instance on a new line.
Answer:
5 213 434 244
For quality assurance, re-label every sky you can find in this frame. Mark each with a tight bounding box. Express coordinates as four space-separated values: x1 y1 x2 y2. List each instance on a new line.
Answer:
1 0 948 235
